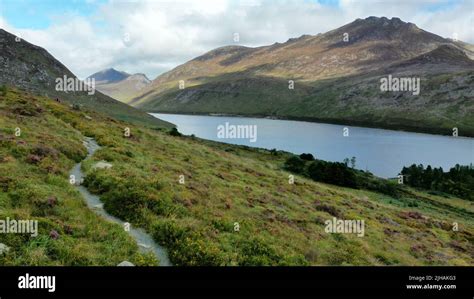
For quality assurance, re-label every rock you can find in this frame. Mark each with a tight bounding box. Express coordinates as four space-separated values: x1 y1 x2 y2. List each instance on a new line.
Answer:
380 217 400 227
84 115 92 120
92 203 104 210
0 243 10 255
117 261 135 267
92 161 113 170
138 243 151 249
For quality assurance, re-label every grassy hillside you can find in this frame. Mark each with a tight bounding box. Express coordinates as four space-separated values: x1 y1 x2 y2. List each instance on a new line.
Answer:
0 88 156 265
1 88 473 265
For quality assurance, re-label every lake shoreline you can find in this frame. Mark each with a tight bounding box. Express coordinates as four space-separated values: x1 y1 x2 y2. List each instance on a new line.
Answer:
150 112 474 178
149 111 474 139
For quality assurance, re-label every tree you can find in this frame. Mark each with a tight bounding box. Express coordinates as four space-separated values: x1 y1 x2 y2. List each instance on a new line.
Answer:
350 156 356 169
284 156 306 174
307 161 357 188
307 161 325 181
343 158 350 166
299 153 315 161
399 163 474 201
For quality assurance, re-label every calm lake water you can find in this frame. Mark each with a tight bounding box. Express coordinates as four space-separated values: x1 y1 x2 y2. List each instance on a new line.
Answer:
151 113 474 178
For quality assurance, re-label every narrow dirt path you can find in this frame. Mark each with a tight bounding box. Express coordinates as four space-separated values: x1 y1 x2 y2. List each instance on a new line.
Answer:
70 137 172 266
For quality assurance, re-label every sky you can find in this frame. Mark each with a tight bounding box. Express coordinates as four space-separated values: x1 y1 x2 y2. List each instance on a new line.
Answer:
0 0 473 79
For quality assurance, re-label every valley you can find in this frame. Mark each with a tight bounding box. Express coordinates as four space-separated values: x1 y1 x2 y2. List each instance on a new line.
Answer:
94 17 474 137
0 87 473 266
0 14 473 267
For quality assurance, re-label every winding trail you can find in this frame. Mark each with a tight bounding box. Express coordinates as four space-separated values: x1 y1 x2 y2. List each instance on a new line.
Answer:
70 137 172 266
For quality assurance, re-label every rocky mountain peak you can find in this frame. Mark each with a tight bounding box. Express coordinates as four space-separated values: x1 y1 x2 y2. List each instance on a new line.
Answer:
88 68 130 84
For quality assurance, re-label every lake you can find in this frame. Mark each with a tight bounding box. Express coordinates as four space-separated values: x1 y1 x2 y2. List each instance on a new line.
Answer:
151 113 474 178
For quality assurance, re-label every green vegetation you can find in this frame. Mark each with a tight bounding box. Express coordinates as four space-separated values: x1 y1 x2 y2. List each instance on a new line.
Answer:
401 164 474 201
168 127 182 137
1 88 473 266
0 89 156 265
284 154 400 197
299 153 315 161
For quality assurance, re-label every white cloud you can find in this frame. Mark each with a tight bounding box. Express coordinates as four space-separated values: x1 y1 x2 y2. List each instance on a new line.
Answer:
1 0 472 79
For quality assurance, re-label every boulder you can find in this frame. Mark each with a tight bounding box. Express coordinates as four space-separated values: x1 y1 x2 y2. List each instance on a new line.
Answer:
117 261 135 267
92 161 113 170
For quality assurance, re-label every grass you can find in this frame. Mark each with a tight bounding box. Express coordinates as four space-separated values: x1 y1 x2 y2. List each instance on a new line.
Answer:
0 88 157 265
1 87 473 266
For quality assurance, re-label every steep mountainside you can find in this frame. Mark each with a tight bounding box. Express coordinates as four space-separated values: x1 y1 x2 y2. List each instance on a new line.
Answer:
130 17 474 136
0 29 172 128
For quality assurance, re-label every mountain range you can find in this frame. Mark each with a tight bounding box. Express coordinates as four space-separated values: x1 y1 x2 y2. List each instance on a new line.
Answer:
100 16 474 136
87 68 151 102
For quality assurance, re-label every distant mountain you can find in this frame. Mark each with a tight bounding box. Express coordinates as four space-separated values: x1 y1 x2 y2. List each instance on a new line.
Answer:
0 29 172 128
87 70 151 103
87 68 131 84
129 16 474 136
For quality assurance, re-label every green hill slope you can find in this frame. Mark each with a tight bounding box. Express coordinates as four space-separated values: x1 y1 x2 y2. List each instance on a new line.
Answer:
1 87 472 266
0 88 157 265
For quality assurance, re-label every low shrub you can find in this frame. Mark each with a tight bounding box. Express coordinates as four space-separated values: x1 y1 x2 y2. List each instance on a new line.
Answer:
152 220 225 266
168 127 182 137
284 156 306 173
237 237 282 266
101 183 148 223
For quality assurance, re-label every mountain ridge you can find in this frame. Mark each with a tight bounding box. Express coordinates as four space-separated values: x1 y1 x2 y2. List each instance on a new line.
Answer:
87 68 151 102
0 29 172 128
